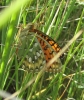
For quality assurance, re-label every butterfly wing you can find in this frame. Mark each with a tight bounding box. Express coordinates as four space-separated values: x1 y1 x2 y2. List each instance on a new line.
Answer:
28 28 62 72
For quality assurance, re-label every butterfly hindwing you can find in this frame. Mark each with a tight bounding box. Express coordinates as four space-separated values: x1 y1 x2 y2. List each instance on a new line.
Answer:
16 30 46 72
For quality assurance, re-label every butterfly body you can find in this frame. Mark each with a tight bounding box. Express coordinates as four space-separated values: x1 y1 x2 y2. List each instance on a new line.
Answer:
16 24 62 73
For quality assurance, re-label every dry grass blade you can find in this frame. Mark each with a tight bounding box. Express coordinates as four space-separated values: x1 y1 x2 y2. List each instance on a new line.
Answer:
4 76 36 100
47 29 84 68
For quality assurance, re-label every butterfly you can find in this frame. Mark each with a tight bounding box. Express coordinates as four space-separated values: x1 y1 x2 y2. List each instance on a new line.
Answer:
16 24 62 73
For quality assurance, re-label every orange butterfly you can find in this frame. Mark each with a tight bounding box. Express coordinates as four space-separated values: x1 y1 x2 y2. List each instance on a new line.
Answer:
16 24 62 73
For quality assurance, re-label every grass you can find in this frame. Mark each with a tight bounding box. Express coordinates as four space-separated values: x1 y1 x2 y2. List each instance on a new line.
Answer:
0 0 84 100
